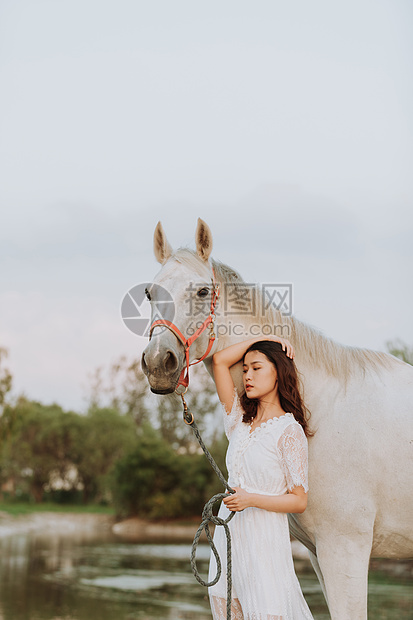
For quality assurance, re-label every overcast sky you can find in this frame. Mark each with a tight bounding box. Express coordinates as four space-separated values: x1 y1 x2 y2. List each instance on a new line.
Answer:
1 0 412 411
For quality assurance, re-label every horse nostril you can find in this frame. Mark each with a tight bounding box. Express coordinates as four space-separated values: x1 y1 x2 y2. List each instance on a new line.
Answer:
141 352 148 375
164 350 178 375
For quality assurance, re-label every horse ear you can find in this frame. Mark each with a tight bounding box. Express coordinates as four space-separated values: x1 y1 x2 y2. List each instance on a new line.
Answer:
195 218 213 262
153 221 173 264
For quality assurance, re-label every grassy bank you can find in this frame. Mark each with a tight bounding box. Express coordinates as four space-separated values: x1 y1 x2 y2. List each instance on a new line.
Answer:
0 501 115 516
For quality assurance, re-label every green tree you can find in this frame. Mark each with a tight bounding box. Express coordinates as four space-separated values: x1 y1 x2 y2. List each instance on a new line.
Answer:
0 398 79 502
386 339 413 365
71 407 137 503
111 424 181 517
111 424 222 519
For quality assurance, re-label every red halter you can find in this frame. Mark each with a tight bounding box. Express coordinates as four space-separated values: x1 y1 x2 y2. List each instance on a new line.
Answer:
149 268 220 392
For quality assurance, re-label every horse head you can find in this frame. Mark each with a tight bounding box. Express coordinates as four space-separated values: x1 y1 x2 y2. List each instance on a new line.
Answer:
141 218 219 394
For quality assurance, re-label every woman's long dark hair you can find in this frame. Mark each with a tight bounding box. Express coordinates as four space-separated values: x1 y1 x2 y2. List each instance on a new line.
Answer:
240 341 312 437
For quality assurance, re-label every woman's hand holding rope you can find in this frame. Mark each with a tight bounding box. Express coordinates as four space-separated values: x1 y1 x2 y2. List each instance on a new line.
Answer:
223 487 251 512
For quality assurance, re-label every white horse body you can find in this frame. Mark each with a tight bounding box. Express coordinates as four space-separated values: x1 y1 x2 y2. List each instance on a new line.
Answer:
142 220 413 619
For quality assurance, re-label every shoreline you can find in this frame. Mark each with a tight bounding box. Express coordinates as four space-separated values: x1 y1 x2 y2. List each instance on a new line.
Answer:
1 511 412 575
0 510 115 539
0 510 310 559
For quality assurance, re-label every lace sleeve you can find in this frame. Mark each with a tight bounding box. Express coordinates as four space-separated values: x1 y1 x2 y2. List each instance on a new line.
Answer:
221 389 244 439
278 422 309 493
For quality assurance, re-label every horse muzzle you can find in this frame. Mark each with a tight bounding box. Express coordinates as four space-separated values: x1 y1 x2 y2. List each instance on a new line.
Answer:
141 338 184 394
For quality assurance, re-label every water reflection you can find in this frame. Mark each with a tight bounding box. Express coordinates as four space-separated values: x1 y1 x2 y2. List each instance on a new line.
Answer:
0 530 411 619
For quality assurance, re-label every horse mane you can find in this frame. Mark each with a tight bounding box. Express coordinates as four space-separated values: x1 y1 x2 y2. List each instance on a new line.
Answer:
288 317 400 380
170 248 401 380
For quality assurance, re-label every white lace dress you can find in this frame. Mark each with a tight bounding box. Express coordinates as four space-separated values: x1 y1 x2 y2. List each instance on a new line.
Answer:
208 393 314 620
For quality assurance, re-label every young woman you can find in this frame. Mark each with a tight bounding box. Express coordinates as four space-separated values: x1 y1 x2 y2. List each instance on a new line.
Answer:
208 336 314 620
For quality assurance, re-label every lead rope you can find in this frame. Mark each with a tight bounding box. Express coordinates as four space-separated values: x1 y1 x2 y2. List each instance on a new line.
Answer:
180 391 236 620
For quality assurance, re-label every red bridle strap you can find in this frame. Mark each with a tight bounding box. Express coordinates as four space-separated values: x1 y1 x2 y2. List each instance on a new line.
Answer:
149 270 220 390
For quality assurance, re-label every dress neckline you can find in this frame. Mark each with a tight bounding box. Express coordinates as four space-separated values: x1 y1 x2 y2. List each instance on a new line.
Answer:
248 412 294 437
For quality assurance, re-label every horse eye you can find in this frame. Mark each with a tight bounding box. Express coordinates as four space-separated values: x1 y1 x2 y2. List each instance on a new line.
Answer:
197 287 209 298
145 288 151 301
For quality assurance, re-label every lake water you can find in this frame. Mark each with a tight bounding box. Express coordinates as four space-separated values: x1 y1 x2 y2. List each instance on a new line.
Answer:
0 529 411 619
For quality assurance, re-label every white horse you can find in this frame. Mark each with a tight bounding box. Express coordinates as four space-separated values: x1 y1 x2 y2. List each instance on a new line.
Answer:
142 219 413 619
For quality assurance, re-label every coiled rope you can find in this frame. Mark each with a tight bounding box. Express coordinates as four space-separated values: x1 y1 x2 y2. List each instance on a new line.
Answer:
180 392 235 620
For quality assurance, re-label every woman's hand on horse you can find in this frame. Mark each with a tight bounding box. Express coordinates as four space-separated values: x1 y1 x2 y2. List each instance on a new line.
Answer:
223 487 251 511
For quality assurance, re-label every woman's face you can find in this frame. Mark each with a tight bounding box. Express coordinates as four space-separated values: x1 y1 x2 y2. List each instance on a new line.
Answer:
242 350 278 400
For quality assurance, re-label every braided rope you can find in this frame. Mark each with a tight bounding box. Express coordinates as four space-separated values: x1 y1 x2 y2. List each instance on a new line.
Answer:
181 394 235 620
